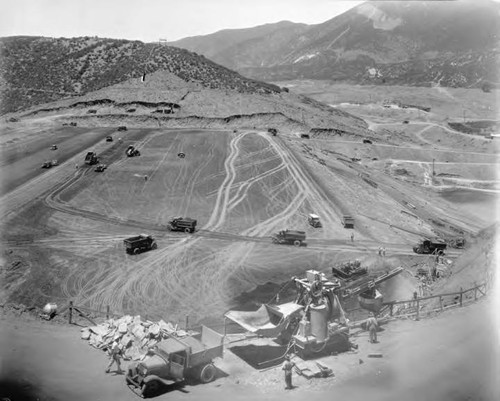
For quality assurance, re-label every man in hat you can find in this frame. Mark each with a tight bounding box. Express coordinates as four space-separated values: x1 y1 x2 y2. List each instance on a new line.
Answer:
282 354 296 390
366 313 379 343
105 342 124 374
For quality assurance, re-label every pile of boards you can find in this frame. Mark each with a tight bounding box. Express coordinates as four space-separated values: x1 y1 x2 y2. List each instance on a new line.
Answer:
294 360 333 379
81 315 190 361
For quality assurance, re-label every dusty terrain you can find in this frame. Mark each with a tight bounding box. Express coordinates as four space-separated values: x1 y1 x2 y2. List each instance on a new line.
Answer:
1 81 499 400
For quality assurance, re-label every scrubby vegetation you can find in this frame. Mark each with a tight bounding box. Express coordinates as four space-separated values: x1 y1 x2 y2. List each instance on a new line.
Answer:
0 36 281 114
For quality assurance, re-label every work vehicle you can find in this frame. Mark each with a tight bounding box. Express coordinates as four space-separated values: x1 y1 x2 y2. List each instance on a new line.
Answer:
341 215 354 228
95 164 107 172
178 152 185 158
117 126 127 131
308 214 321 228
126 145 140 157
106 135 113 142
85 151 99 165
124 234 157 254
271 229 306 246
51 159 59 166
126 326 223 398
362 139 372 144
50 144 58 150
448 237 465 249
41 161 52 168
413 238 447 254
268 128 277 136
166 217 197 233
300 133 310 139
331 260 367 282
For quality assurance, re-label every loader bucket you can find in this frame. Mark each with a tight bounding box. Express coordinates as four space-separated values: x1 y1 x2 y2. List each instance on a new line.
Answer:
224 302 304 338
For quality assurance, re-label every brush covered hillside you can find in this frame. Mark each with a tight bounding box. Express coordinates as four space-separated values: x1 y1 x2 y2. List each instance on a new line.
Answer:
0 37 372 137
171 0 500 87
0 36 281 115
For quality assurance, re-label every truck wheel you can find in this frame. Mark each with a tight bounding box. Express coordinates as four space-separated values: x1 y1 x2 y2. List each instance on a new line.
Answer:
185 227 191 233
293 240 301 247
199 363 216 383
133 248 140 255
151 242 157 250
142 380 160 398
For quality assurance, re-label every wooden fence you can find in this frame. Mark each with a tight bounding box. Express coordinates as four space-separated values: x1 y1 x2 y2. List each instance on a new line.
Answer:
380 281 488 320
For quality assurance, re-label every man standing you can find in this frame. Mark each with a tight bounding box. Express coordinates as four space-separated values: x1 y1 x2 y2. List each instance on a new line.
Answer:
351 233 354 242
282 354 295 390
366 313 379 343
105 342 124 374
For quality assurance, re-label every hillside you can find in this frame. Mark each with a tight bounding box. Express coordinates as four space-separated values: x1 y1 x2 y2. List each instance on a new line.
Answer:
0 36 281 115
171 0 500 87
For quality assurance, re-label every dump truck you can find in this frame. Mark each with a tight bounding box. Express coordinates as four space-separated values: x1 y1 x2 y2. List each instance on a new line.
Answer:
413 238 447 254
50 144 58 150
166 217 197 233
308 213 321 228
268 128 277 136
124 234 157 254
106 135 113 142
85 151 99 165
271 229 306 246
117 126 127 131
41 161 52 169
126 326 223 398
341 215 354 229
126 145 140 157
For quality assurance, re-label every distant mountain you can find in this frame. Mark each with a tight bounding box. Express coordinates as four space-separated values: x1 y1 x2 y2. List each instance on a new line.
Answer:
171 0 500 87
0 36 281 114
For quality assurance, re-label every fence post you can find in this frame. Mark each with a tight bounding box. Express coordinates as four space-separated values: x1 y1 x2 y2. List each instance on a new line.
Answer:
185 315 189 330
459 287 463 307
439 296 443 311
474 282 477 301
416 299 420 321
68 301 73 324
106 305 110 320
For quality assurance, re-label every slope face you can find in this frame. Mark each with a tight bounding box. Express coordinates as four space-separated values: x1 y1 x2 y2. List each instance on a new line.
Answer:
0 36 281 114
171 0 500 87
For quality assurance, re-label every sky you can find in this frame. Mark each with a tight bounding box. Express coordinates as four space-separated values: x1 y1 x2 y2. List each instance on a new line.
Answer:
0 0 364 42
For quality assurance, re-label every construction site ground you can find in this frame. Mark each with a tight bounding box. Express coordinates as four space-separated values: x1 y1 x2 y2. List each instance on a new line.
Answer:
1 82 499 399
1 294 498 401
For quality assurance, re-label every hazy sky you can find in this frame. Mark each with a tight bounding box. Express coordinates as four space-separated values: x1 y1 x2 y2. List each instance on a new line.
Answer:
0 0 364 42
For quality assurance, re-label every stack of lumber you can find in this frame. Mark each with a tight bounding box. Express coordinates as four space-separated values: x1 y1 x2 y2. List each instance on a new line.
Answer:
81 315 190 361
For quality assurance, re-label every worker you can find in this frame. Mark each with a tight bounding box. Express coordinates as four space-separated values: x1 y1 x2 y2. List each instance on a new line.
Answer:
351 233 354 242
366 313 379 343
144 175 148 181
310 274 323 305
382 247 386 257
105 342 124 374
378 247 382 256
282 354 296 390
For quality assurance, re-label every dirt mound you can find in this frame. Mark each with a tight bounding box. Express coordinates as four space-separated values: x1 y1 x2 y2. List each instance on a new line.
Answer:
433 223 498 293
